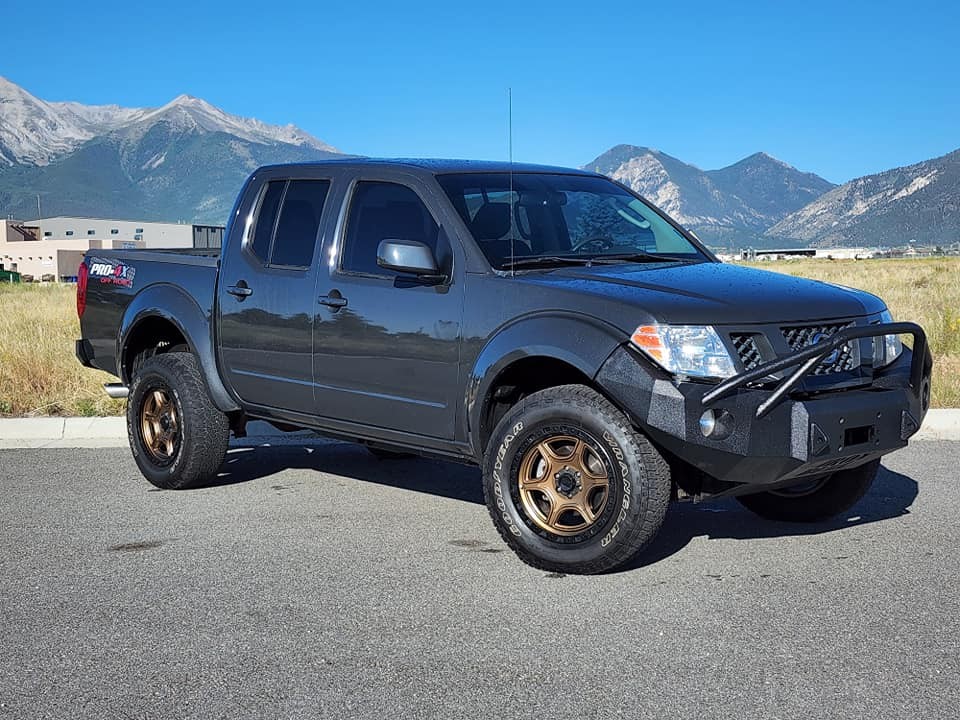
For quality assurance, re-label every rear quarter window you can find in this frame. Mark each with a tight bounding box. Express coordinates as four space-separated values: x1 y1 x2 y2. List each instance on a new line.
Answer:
248 179 330 267
250 182 285 262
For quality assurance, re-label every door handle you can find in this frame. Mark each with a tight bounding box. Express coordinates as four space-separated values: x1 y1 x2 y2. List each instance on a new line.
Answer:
227 282 253 299
318 290 348 310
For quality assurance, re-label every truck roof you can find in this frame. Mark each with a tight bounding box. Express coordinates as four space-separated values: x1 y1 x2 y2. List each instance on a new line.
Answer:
255 158 599 176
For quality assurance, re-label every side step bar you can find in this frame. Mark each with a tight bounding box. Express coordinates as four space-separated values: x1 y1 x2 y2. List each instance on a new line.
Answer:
104 383 129 399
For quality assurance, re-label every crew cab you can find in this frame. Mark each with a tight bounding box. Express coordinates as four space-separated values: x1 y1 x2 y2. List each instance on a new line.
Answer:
76 159 933 574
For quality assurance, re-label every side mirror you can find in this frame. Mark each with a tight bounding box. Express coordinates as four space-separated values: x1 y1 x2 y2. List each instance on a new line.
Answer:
376 239 441 276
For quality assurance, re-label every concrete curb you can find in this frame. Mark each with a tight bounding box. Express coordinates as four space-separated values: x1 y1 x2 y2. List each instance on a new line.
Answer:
0 418 315 450
914 409 960 441
2 411 959 449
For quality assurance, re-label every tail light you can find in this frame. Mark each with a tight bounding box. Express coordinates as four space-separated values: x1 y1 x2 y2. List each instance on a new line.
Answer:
77 261 88 318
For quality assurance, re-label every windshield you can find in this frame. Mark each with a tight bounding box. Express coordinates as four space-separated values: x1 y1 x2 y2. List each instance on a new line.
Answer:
436 172 707 269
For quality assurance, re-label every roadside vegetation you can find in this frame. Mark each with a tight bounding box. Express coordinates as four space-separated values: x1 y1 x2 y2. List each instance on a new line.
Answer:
0 256 957 416
0 282 124 417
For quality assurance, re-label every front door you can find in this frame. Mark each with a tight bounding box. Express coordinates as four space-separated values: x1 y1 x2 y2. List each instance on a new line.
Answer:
312 178 463 439
218 177 331 415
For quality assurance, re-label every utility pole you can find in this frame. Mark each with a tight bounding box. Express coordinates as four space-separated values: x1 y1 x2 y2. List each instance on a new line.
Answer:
37 194 42 220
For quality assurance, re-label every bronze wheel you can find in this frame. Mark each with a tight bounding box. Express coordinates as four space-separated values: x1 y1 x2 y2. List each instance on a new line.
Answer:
482 384 671 574
127 353 229 490
139 387 180 465
517 434 610 536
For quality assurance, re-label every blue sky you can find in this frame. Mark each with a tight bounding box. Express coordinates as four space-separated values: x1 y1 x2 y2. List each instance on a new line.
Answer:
4 0 957 183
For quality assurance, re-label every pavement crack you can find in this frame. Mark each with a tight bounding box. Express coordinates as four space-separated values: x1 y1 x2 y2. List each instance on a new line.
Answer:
107 540 165 553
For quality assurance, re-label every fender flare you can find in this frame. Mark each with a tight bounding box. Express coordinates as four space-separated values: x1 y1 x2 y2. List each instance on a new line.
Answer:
117 283 239 412
464 312 624 454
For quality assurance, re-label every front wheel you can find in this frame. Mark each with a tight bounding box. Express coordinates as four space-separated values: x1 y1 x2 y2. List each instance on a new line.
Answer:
736 459 880 522
127 352 229 490
482 385 671 574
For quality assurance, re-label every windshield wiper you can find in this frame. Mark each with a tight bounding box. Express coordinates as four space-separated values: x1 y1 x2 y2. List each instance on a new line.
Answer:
500 252 700 270
499 255 596 269
584 252 697 265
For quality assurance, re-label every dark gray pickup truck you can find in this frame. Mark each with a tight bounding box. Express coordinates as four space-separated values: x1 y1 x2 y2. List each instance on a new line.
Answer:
76 159 933 573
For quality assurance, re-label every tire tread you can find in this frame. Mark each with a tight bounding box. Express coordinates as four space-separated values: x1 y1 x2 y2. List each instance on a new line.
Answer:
127 352 229 490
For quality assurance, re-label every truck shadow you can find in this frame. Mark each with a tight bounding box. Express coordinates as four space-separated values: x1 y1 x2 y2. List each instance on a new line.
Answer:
212 439 485 504
211 440 918 568
628 464 918 570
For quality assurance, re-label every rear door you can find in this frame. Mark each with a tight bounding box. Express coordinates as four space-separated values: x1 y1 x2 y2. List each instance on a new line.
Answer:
218 175 331 414
312 172 464 439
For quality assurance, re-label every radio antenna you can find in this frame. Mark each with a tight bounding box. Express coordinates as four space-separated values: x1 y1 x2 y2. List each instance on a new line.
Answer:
508 87 515 276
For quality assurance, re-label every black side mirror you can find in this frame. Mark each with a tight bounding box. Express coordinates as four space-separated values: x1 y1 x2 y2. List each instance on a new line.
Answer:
376 239 442 277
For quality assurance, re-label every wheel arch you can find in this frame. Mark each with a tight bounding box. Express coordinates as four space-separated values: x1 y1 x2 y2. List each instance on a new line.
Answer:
118 283 239 412
466 313 626 456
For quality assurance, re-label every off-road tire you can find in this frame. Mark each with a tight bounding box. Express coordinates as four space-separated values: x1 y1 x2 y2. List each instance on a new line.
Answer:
127 352 229 490
482 384 671 574
736 459 881 522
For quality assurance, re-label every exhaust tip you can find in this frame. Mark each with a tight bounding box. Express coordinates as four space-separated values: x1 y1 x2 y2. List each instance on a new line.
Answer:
104 383 129 399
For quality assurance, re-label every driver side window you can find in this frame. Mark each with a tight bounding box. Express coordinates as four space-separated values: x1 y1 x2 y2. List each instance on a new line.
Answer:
341 181 440 276
454 189 532 260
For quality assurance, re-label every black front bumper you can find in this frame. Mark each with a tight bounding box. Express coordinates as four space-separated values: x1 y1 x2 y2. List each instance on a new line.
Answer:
596 323 933 486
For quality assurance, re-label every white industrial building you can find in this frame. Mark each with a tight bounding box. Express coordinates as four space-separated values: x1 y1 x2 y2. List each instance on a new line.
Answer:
737 247 880 262
0 217 223 282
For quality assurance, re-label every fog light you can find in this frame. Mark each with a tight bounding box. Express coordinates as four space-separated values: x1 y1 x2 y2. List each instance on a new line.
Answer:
700 409 733 440
699 410 718 437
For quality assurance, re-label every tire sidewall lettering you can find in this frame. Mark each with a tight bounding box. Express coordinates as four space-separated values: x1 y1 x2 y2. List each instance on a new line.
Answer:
600 429 631 548
493 421 524 536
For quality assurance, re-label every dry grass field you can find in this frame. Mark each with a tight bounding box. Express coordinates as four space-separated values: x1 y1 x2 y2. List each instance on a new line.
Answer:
0 256 957 417
0 282 124 417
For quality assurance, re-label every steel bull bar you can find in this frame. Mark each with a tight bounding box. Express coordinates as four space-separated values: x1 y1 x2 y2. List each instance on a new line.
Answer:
702 322 932 420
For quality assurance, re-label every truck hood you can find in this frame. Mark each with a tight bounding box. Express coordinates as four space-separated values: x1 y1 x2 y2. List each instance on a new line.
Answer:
514 261 886 328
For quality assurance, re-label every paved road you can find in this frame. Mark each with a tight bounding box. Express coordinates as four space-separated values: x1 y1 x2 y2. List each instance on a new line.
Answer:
1 440 958 719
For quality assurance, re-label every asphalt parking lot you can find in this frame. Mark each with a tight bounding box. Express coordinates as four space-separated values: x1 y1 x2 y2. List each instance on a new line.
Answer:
1 440 958 719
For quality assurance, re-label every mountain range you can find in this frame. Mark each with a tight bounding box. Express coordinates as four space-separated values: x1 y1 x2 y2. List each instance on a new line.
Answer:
0 77 341 223
1 77 957 248
586 144 960 249
583 145 836 248
766 149 960 247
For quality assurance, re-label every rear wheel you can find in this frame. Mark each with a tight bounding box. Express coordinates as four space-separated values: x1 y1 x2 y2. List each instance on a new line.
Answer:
482 384 671 574
736 460 880 522
127 352 229 490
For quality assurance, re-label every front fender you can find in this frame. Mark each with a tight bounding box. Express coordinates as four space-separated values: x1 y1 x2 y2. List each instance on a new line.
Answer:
118 283 239 412
465 312 624 454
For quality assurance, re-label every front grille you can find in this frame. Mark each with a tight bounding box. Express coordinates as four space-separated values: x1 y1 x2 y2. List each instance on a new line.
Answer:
780 322 859 375
731 333 764 371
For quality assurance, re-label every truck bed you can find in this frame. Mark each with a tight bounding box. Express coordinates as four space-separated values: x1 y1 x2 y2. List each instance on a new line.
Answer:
80 247 220 377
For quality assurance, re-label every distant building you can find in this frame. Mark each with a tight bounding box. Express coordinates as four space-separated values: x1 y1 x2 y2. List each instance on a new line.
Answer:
738 247 878 261
0 217 223 282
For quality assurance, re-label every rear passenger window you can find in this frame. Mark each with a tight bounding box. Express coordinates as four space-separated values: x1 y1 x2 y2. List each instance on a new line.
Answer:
248 180 329 267
341 181 439 276
272 180 329 267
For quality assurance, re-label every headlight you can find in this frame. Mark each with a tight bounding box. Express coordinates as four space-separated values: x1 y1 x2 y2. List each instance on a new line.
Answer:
631 324 736 379
873 309 903 368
